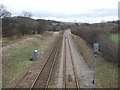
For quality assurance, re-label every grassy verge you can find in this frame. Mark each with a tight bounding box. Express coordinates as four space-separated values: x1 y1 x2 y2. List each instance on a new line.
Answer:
71 34 118 88
2 34 56 88
96 60 118 88
71 34 93 68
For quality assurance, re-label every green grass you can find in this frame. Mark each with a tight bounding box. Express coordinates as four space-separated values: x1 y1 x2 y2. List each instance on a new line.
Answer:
111 34 119 43
71 34 118 88
2 35 55 88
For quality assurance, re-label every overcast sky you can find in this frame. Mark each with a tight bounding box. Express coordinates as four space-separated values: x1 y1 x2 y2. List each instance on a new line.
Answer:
0 0 119 23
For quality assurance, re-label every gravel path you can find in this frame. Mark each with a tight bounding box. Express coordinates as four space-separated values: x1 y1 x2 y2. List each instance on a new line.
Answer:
68 30 94 88
56 35 65 88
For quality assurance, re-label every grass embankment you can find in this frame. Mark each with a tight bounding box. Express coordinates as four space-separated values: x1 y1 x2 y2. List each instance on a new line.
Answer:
71 34 93 68
96 60 118 88
111 34 119 43
71 34 118 88
2 34 57 88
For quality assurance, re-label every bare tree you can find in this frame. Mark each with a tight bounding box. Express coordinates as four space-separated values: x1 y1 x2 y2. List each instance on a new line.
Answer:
21 11 32 18
0 4 11 18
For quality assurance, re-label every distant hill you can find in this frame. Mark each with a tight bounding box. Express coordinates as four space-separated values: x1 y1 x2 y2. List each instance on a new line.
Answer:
107 20 120 24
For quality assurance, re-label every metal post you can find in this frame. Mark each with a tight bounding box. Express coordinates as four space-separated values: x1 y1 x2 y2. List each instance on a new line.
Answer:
93 43 100 88
33 50 38 60
93 53 97 87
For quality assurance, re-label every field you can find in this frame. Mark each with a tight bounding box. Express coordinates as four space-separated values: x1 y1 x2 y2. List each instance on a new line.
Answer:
71 34 118 88
2 34 56 88
111 34 119 43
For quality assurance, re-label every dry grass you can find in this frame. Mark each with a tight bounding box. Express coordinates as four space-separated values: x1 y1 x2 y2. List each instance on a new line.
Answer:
2 34 56 88
96 58 118 88
71 34 93 69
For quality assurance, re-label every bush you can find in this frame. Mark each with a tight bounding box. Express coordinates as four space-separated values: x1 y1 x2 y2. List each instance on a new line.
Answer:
98 34 118 63
71 23 118 64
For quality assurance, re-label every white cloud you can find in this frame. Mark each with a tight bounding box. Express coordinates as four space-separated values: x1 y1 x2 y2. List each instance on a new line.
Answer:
1 0 119 12
0 0 119 23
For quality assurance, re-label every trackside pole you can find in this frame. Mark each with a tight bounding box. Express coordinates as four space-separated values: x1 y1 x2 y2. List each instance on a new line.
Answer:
93 43 100 88
93 54 97 87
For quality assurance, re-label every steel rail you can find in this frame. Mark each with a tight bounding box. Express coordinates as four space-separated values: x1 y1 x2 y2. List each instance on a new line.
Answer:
67 35 80 89
45 37 62 89
64 36 67 88
30 38 58 89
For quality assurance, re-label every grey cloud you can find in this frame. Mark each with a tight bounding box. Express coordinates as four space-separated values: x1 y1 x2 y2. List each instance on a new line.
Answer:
32 11 67 18
32 8 117 19
11 8 117 21
69 8 117 18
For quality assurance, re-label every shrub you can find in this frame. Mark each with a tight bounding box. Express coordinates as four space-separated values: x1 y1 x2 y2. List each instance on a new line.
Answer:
71 23 118 64
98 34 118 63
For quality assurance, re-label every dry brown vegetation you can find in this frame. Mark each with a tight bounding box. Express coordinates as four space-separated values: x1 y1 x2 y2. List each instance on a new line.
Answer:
71 34 93 68
70 22 118 64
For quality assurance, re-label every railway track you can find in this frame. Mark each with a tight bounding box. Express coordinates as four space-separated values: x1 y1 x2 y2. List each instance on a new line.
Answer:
64 31 80 88
68 36 80 88
30 35 63 89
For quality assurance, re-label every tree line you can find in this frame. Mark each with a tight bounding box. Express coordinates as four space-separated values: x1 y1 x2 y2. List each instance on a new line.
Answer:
1 4 68 37
2 16 66 37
